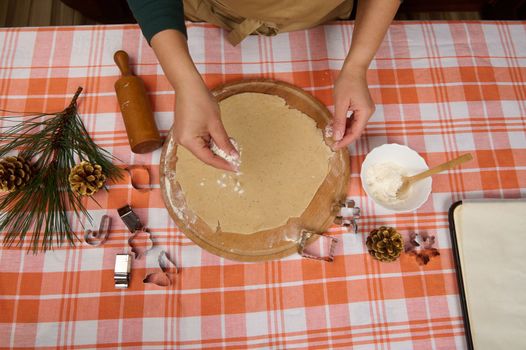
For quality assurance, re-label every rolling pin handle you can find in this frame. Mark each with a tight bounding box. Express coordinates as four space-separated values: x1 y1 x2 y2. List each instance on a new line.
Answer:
114 50 132 76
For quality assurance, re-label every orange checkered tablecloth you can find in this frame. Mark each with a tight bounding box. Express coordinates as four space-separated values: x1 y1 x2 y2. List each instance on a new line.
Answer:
1 21 525 349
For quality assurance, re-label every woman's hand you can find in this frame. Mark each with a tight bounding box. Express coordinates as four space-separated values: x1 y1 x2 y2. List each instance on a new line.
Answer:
173 77 239 171
332 66 375 150
330 0 400 149
151 29 238 171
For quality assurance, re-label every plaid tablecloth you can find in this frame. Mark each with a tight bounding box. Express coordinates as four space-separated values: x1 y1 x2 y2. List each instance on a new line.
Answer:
1 21 525 349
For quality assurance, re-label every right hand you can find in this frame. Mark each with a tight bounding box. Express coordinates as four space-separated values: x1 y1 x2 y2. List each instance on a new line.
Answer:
149 29 238 171
173 78 239 172
331 66 375 149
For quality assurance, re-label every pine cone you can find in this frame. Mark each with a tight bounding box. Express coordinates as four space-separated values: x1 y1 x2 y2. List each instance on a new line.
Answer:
0 156 33 192
366 226 403 262
69 161 106 196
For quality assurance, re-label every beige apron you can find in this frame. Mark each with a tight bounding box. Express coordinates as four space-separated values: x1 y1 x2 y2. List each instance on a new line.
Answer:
182 0 353 45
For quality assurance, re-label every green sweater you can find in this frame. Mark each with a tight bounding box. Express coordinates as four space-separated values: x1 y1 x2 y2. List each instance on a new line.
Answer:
127 0 187 44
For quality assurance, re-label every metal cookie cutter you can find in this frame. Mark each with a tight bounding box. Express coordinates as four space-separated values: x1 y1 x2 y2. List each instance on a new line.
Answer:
114 254 132 288
84 215 111 246
334 199 361 233
143 251 179 287
298 230 338 262
118 205 144 233
118 205 154 259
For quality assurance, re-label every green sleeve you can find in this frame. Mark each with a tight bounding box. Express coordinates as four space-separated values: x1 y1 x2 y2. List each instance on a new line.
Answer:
127 0 187 44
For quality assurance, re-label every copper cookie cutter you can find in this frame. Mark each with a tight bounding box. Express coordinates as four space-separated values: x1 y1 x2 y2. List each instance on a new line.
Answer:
124 165 152 192
143 251 179 287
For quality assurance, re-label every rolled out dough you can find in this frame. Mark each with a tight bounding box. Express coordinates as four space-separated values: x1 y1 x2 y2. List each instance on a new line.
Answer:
175 92 333 234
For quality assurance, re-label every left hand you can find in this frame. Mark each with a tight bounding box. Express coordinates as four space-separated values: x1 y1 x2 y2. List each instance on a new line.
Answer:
332 66 375 149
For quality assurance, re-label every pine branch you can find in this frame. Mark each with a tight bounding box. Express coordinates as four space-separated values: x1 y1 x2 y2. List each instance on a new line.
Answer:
0 87 123 253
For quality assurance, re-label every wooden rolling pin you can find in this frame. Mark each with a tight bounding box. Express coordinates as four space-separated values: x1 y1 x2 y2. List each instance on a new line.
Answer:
114 50 162 154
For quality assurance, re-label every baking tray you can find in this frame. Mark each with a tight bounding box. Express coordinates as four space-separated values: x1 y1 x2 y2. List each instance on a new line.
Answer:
448 200 474 350
160 79 350 262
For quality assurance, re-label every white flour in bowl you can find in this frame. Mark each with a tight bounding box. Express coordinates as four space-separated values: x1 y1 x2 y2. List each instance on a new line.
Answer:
365 162 407 204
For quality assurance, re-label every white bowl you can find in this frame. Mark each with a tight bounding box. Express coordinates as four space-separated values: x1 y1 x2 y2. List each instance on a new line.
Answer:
360 143 432 212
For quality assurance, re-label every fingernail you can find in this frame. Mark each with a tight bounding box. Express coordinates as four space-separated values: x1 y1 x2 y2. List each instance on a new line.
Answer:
230 149 240 159
334 130 344 141
324 125 334 138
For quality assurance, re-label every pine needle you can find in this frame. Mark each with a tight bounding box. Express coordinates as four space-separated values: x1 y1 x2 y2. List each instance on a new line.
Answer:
0 87 123 253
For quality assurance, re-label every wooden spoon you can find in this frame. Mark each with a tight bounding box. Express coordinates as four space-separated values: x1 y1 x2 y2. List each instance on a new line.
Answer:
397 153 473 196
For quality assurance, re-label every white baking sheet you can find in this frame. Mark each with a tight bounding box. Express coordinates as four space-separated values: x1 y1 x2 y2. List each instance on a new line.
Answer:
453 199 526 350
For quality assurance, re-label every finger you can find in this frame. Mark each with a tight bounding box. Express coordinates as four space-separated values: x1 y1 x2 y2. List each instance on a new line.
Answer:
332 95 350 141
185 137 236 172
333 110 369 150
209 121 239 158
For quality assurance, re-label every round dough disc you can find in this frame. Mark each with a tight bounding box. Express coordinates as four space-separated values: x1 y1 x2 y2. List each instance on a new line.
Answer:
175 92 333 234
